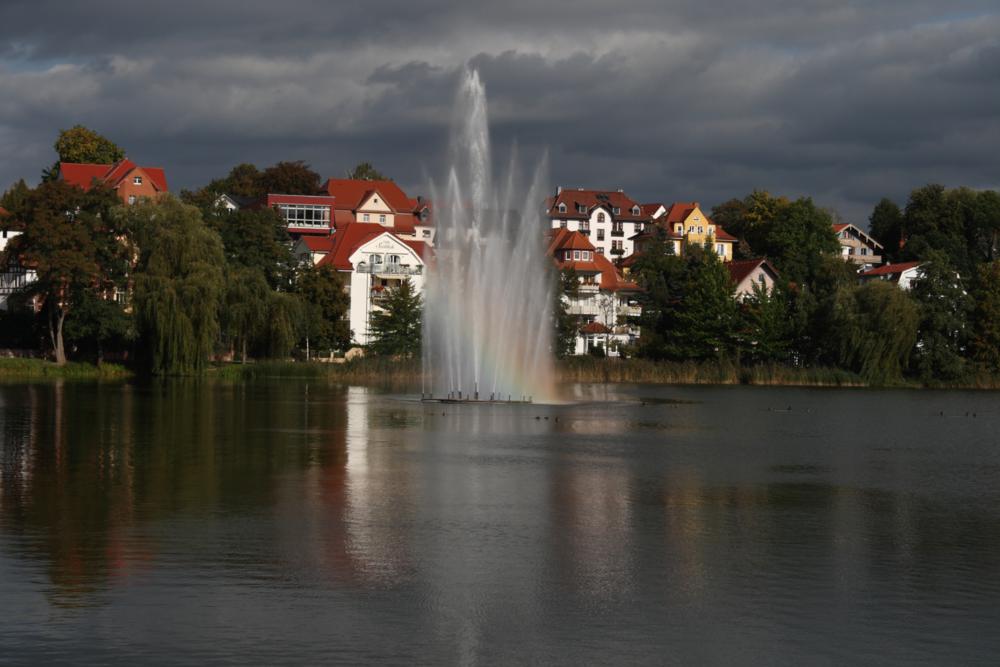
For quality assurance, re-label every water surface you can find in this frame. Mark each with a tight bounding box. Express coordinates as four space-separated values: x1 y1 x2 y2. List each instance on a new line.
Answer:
1 380 998 665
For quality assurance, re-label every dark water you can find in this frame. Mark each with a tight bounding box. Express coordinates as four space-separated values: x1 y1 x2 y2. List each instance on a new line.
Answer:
1 380 999 665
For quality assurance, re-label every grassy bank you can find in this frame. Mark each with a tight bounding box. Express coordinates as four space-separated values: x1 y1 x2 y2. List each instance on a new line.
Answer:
210 357 423 385
0 358 132 379
557 358 867 387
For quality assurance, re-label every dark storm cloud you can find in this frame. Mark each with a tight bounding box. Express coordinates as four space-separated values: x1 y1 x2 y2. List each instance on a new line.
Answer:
0 0 998 221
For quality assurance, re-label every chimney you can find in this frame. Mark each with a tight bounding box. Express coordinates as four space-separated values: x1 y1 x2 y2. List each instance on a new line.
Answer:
617 188 624 193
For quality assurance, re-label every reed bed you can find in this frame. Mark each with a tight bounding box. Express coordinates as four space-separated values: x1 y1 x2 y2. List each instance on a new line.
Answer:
0 358 132 379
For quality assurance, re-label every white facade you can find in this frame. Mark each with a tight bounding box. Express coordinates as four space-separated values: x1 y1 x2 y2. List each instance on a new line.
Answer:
550 206 645 259
345 233 426 345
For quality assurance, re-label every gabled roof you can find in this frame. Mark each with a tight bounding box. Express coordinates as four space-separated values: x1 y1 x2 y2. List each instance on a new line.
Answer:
317 222 421 271
833 222 884 250
548 188 649 222
861 261 922 277
594 253 639 291
299 235 335 253
60 159 168 192
322 179 414 212
641 203 668 218
727 258 779 285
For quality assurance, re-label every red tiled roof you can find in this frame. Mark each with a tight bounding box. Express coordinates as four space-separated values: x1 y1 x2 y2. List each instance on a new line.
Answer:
861 261 922 277
595 253 639 291
552 230 595 252
714 227 737 241
402 239 428 259
641 202 668 218
60 159 168 192
300 235 335 253
548 188 649 222
727 258 778 285
322 179 414 212
832 223 849 233
663 202 699 224
333 210 355 229
317 222 422 271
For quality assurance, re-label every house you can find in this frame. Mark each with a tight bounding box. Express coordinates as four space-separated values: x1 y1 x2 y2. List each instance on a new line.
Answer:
322 179 434 246
316 222 427 346
548 228 641 355
547 187 650 259
727 258 780 301
859 261 924 290
0 207 35 311
833 223 883 269
215 194 259 212
293 234 336 266
265 194 337 239
60 159 168 205
632 202 736 261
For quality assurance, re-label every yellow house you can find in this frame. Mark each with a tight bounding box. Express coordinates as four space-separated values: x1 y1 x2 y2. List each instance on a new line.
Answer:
628 202 736 262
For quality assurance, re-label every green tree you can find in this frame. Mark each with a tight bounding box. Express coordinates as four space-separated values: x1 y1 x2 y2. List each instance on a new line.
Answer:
62 289 134 364
964 189 1000 265
220 267 270 363
1 179 31 215
259 161 322 195
9 180 126 364
180 163 265 213
900 184 970 275
753 197 841 286
970 260 1000 372
554 268 580 358
263 291 305 358
909 254 972 382
295 264 351 355
368 279 422 357
830 281 920 383
206 207 295 289
737 283 790 364
44 125 125 181
868 198 904 262
124 197 226 374
346 162 389 181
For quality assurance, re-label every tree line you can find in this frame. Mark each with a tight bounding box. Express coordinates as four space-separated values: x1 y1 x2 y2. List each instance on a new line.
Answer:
0 126 412 372
579 188 1000 384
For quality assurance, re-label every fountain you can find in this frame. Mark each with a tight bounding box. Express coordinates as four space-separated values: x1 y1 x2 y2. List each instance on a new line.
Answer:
422 69 556 404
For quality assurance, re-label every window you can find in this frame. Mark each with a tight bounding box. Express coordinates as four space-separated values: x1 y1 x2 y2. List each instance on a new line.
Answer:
632 206 640 215
574 250 581 260
597 229 605 241
698 226 704 234
371 254 383 264
363 213 370 222
128 195 137 205
688 226 695 233
612 207 620 215
861 247 868 256
597 212 605 223
577 204 587 214
596 248 604 254
387 254 400 266
558 203 567 213
716 244 725 255
133 176 142 185
379 214 387 224
584 251 591 260
422 230 431 237
560 220 567 229
277 204 331 228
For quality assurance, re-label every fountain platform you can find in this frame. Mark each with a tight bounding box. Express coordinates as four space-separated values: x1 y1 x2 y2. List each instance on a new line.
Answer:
420 394 533 404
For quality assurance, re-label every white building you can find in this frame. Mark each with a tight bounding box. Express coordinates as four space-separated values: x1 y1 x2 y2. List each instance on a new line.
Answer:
548 229 641 355
859 261 925 290
316 222 427 346
833 223 884 270
547 188 650 260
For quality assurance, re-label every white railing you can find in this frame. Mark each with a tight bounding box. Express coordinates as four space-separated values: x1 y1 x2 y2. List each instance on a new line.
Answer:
356 263 423 275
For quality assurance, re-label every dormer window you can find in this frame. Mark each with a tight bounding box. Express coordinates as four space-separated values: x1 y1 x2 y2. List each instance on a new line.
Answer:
577 204 587 214
133 176 142 185
632 206 640 215
612 207 620 215
558 203 567 214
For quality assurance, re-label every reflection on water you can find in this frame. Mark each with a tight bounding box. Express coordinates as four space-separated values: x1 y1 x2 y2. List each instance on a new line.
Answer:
2 381 1000 663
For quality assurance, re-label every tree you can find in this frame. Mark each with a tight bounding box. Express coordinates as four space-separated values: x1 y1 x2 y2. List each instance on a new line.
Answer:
180 163 265 213
752 197 841 286
206 207 296 289
259 161 322 195
44 125 125 181
123 197 226 374
964 189 1000 265
62 289 134 364
346 162 389 181
1 179 31 215
9 180 126 364
737 283 791 364
909 253 972 382
220 267 270 363
868 198 904 262
263 291 305 358
970 260 1000 372
295 264 351 355
554 268 579 358
900 184 970 275
830 281 920 383
368 279 422 357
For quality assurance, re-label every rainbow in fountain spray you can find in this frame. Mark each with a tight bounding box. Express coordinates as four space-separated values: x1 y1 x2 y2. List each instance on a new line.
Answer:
422 69 556 403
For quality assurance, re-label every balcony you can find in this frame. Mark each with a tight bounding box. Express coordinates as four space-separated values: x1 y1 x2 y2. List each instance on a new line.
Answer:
610 229 625 237
610 247 625 256
356 263 423 276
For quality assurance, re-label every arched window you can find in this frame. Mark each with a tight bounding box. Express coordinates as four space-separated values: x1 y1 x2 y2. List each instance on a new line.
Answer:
598 212 605 223
632 206 640 215
558 203 566 213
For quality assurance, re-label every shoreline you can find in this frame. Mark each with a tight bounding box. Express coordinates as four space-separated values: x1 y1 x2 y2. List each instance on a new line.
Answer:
4 356 1000 390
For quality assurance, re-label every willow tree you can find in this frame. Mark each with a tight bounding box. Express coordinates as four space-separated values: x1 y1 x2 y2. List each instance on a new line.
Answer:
121 197 225 374
831 281 919 384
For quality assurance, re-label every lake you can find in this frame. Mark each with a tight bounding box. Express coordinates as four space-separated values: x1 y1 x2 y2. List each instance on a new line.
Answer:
1 380 999 665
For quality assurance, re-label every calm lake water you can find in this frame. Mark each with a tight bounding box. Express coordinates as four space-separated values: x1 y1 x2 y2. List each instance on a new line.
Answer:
1 379 998 665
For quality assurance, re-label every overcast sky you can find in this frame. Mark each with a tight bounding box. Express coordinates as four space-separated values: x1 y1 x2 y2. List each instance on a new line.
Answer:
1 0 998 222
